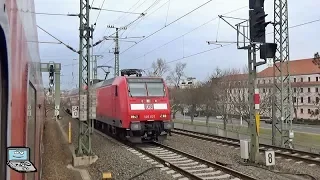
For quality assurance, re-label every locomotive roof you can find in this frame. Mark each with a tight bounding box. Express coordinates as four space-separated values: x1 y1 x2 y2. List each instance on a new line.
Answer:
93 76 164 88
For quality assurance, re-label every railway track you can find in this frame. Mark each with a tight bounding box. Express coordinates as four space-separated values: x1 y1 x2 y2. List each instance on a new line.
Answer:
63 109 256 180
172 128 320 167
130 142 257 180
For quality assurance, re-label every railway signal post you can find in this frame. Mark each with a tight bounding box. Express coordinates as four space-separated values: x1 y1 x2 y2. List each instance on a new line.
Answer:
105 26 144 77
40 62 61 120
271 0 294 149
75 0 98 166
206 0 278 163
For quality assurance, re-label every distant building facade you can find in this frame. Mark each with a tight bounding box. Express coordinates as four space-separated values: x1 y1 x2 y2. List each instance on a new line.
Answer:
225 58 320 120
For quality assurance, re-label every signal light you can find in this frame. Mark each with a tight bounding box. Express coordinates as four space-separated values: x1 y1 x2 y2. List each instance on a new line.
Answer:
49 64 54 86
249 7 270 43
260 43 277 59
249 0 265 9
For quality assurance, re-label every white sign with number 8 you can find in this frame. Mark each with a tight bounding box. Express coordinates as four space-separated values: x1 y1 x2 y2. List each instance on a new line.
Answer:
265 150 275 166
72 106 79 118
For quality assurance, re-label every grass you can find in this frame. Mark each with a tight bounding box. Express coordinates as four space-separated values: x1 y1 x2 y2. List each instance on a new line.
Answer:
173 119 320 149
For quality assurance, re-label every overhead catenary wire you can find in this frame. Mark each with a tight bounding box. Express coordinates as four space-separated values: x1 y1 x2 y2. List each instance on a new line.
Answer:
164 0 171 26
127 6 248 62
101 0 215 64
97 0 161 54
114 0 215 55
123 0 174 38
90 7 142 14
144 43 234 70
97 0 163 55
93 0 107 28
96 0 143 52
20 9 78 16
68 16 320 69
143 17 320 69
37 25 78 53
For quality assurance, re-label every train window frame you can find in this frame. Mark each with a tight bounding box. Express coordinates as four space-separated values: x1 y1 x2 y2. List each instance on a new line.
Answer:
146 82 165 97
0 25 9 180
128 82 148 97
26 82 36 180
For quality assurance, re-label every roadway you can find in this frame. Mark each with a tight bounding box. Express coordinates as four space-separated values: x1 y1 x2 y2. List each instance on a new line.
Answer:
175 114 320 134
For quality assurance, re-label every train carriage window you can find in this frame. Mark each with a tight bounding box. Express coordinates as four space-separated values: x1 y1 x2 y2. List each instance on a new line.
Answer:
146 82 165 97
128 82 147 97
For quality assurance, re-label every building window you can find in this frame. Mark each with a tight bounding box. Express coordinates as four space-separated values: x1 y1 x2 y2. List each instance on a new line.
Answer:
317 97 320 104
308 77 311 82
258 80 260 84
300 88 303 93
308 109 311 114
308 88 311 92
316 88 319 92
300 97 303 103
269 88 271 93
300 108 303 114
294 78 296 82
308 97 311 103
293 97 296 103
263 80 265 84
269 79 271 83
263 88 266 93
317 77 319 82
293 88 296 93
301 78 303 82
316 109 319 115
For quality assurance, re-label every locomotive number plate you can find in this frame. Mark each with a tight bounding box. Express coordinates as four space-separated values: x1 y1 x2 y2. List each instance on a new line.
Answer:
145 104 154 110
144 115 155 119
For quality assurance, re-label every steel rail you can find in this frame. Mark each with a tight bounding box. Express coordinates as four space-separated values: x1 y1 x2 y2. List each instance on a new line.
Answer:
173 128 320 166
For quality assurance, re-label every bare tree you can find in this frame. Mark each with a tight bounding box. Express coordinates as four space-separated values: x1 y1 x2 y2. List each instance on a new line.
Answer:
146 58 170 77
311 93 320 119
181 83 202 123
168 87 184 119
292 87 305 120
199 67 228 126
166 62 187 87
219 67 274 127
166 62 187 119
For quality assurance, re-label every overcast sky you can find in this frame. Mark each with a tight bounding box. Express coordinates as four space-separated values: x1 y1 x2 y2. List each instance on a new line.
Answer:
35 0 320 90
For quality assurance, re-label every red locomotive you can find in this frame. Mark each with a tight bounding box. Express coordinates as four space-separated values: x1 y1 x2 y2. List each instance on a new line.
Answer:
65 69 172 142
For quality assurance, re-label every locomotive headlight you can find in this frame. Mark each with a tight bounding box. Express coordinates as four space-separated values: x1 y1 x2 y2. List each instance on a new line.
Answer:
160 114 167 118
130 115 138 119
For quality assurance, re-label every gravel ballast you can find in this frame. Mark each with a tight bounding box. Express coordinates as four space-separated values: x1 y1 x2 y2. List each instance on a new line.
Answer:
164 133 320 180
59 110 174 180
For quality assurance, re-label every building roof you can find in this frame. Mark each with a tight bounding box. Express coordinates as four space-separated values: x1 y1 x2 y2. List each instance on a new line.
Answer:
223 58 320 81
259 58 320 77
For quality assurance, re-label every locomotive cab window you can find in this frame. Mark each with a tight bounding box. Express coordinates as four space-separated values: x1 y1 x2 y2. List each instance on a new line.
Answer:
146 82 165 97
128 82 147 97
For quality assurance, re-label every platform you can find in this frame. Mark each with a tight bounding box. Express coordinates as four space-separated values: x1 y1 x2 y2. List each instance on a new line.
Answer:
41 111 88 180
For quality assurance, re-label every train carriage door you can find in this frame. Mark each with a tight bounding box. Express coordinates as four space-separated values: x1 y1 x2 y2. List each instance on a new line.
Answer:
0 25 9 180
26 82 36 180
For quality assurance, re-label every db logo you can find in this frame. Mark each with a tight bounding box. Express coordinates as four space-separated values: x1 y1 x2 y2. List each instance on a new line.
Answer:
145 104 154 110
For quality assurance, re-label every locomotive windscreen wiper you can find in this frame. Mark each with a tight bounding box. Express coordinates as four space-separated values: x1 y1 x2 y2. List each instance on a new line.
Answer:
128 89 133 97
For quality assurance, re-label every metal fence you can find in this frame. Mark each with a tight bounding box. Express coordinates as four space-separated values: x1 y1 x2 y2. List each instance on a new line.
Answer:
173 122 320 154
